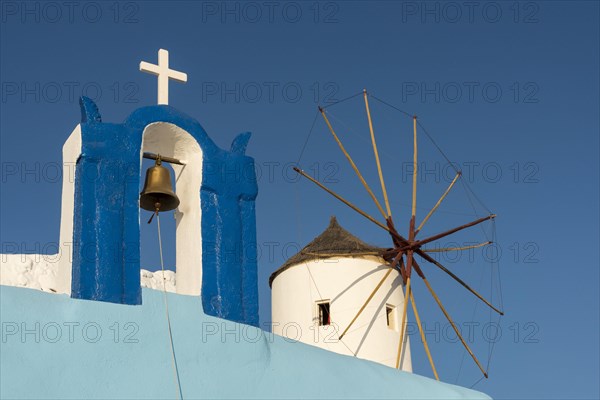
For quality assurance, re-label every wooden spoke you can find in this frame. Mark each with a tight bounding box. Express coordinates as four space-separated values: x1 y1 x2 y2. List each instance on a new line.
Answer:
416 214 496 248
398 252 407 284
339 268 392 340
394 235 491 256
339 252 404 340
305 251 381 257
410 291 439 380
421 276 488 378
319 108 387 219
415 251 504 315
394 118 419 373
303 97 502 379
386 218 410 250
295 167 412 249
423 241 492 253
364 90 392 218
294 167 389 232
395 275 412 369
415 172 461 236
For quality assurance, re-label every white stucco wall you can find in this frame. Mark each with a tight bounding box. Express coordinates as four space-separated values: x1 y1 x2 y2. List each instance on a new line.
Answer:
55 124 82 295
271 257 412 371
1 254 177 293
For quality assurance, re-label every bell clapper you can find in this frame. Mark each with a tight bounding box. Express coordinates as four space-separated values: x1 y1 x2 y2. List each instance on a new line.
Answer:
147 202 162 224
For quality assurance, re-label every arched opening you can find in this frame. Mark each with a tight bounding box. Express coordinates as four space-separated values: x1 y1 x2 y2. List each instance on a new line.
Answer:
140 122 204 296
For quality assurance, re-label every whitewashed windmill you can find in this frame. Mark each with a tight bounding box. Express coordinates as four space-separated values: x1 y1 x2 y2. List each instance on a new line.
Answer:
270 216 412 370
270 90 502 380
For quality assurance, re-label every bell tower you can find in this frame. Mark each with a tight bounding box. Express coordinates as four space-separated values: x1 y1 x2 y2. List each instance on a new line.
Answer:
54 49 259 326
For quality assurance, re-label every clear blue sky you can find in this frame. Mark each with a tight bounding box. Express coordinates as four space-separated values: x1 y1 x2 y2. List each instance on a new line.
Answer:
1 1 598 398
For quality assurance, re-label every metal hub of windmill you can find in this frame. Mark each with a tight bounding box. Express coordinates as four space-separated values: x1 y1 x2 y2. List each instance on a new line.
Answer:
294 90 504 381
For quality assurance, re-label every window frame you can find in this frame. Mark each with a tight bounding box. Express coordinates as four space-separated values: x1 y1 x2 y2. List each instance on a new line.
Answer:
316 300 331 326
385 304 397 330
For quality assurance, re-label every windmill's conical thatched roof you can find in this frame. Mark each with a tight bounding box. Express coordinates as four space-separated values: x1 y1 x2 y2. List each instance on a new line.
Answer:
269 216 386 287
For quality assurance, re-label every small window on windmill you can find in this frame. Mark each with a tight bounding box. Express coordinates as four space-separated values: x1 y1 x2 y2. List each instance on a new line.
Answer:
386 304 396 330
317 301 331 326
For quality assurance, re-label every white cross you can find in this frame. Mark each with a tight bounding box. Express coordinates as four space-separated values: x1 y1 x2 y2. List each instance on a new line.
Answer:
139 49 187 105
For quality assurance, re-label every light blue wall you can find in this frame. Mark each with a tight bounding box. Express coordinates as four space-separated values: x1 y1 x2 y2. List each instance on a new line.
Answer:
0 286 490 399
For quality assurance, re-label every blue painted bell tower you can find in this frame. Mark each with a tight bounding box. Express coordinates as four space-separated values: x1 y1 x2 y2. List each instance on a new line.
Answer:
55 50 259 327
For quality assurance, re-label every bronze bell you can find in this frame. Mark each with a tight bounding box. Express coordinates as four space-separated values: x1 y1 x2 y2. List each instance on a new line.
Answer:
140 156 180 212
